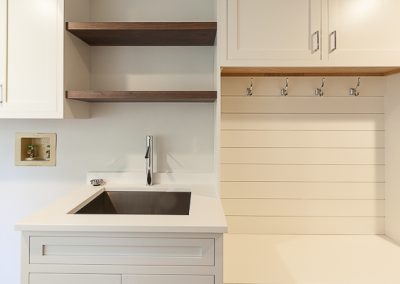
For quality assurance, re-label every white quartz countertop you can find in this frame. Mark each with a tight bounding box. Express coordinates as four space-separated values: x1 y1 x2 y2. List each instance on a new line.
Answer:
15 183 228 234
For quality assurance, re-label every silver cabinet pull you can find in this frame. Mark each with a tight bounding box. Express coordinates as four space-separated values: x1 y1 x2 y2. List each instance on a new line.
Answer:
312 31 320 53
329 30 337 53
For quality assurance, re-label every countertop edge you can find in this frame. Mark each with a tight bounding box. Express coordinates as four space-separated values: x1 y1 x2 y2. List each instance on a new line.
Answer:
15 224 228 234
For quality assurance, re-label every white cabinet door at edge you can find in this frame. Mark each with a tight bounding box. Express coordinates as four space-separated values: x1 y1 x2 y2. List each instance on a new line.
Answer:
0 0 7 106
327 0 400 66
0 0 63 118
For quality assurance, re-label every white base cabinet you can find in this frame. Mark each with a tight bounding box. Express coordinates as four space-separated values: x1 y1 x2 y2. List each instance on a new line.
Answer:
30 274 214 284
22 232 223 284
123 275 214 284
30 274 121 284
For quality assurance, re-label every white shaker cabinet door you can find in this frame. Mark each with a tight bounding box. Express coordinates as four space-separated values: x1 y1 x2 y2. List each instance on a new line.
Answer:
328 0 400 66
226 0 322 64
123 275 214 284
0 0 6 106
30 274 121 284
1 0 63 118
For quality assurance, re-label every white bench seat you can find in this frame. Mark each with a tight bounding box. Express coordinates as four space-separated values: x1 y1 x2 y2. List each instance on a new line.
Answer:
224 234 400 284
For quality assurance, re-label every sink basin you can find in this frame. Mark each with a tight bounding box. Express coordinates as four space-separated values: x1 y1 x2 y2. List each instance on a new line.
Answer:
75 191 191 215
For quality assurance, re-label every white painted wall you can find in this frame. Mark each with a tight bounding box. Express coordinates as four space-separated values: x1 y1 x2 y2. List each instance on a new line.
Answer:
0 103 215 284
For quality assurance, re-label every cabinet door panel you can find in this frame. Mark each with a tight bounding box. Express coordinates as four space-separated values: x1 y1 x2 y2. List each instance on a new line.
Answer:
123 275 214 284
30 274 121 284
328 0 400 65
0 0 6 105
227 0 321 62
3 0 63 118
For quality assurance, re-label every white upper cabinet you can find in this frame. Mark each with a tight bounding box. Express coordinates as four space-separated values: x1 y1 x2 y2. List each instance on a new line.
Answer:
0 0 6 105
0 0 63 118
0 0 87 119
226 0 322 64
327 0 400 66
220 0 400 67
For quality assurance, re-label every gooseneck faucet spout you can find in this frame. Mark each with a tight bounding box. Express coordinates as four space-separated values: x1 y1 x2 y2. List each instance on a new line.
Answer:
145 136 153 186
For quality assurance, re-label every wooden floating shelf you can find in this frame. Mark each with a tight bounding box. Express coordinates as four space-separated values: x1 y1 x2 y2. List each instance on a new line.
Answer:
66 22 217 46
221 67 400 77
66 91 217 103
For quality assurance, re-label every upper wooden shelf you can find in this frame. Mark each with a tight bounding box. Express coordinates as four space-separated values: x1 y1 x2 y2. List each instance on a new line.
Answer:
221 67 400 77
66 22 217 46
66 91 217 103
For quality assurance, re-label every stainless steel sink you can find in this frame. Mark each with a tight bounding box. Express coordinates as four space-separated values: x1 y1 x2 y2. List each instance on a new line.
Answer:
75 191 191 215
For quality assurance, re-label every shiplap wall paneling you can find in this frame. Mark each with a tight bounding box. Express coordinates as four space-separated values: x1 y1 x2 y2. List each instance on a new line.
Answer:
221 77 385 235
226 217 385 235
221 182 385 200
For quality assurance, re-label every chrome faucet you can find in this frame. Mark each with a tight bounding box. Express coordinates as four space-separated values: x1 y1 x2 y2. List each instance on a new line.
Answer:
145 135 153 186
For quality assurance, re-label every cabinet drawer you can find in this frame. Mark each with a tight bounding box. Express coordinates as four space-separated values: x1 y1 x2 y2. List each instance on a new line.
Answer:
123 275 214 284
30 237 215 266
30 273 121 284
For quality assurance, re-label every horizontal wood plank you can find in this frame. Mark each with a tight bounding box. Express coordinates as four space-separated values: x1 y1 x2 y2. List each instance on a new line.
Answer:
221 114 384 130
221 130 384 148
221 148 385 165
220 182 385 200
222 199 384 217
222 97 384 114
221 164 384 182
226 216 385 234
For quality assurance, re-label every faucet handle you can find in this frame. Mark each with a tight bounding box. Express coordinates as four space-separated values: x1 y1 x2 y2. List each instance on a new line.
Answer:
90 179 105 187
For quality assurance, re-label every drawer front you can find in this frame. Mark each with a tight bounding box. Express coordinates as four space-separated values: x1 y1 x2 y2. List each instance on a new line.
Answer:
30 237 215 266
30 273 121 284
123 275 214 284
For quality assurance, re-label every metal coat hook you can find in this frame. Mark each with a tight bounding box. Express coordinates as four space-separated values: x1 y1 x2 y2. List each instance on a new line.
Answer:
246 78 254 96
280 78 289 96
349 77 361 96
314 78 326 97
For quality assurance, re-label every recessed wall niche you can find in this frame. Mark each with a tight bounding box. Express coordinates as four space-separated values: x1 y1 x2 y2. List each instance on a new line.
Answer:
15 133 57 167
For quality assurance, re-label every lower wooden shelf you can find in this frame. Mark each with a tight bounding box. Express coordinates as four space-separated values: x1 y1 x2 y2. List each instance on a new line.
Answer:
66 91 217 103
